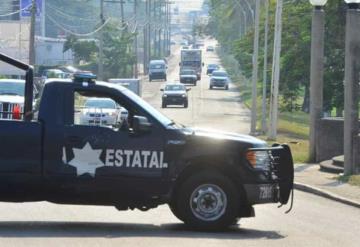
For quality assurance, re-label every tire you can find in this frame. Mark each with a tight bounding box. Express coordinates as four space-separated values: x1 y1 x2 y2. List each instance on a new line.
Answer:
194 81 197 86
225 85 229 90
169 204 185 222
184 101 188 108
174 170 239 231
149 77 152 82
162 102 166 108
210 85 213 90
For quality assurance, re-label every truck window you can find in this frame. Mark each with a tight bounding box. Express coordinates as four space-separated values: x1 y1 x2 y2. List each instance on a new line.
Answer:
73 92 129 131
0 80 25 121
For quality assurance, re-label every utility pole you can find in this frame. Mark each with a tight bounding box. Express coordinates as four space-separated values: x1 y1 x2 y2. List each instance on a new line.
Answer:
268 0 283 140
344 2 360 175
148 0 152 61
143 0 148 74
309 2 326 162
133 0 138 78
250 0 260 135
120 0 125 27
98 0 105 80
261 0 269 134
41 0 46 37
29 0 36 65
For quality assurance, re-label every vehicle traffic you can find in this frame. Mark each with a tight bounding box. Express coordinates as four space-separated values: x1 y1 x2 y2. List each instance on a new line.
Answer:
210 70 231 90
0 53 294 231
206 64 220 75
79 98 128 127
180 49 203 80
148 60 167 81
206 45 215 52
161 83 190 108
179 69 198 86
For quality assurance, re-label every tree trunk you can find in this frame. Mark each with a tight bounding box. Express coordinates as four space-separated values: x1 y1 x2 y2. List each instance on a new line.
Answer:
336 107 343 117
302 86 310 113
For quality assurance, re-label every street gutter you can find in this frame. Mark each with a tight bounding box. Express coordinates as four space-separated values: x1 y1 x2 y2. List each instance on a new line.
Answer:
294 182 360 209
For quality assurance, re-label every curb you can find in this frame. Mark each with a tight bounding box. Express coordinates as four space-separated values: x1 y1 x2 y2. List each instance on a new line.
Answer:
294 182 360 209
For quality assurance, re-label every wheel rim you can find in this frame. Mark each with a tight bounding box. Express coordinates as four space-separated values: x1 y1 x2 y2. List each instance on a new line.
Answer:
190 184 227 221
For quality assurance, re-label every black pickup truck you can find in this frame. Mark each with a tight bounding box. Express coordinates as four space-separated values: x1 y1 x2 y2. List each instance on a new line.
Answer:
0 54 294 231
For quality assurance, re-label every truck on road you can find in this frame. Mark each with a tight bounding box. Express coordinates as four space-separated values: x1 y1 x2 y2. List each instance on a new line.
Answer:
0 53 294 231
180 49 203 80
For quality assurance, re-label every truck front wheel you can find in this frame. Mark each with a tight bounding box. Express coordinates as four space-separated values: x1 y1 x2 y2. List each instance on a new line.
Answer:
174 171 239 231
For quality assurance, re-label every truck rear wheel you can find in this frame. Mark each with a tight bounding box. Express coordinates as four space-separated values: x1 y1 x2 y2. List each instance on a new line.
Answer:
174 171 239 231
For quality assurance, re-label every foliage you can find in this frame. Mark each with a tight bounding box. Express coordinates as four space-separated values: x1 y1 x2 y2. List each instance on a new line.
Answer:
207 0 347 115
63 35 97 63
64 21 136 79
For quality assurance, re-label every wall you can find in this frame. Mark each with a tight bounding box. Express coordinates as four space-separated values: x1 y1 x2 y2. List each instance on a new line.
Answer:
316 117 360 162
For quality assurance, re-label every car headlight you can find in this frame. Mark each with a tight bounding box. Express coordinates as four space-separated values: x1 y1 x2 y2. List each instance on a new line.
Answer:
163 94 167 97
246 150 271 170
182 94 186 97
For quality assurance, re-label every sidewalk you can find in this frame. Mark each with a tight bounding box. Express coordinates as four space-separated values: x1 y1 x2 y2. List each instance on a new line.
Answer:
294 163 360 208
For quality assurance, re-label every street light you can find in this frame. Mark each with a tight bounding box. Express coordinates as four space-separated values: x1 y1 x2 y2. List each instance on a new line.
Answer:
343 0 360 175
308 0 327 162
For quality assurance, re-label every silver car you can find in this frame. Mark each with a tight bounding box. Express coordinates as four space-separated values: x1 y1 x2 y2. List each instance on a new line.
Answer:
80 98 128 127
209 70 231 90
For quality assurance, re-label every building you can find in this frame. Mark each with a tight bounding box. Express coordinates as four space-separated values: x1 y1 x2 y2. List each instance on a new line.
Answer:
35 36 73 66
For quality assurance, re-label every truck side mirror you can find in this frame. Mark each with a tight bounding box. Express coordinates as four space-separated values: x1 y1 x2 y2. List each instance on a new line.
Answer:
179 62 181 66
186 88 191 92
133 115 152 133
202 63 204 67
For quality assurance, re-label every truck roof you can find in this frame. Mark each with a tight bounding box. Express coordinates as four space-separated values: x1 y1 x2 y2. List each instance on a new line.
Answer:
44 79 129 93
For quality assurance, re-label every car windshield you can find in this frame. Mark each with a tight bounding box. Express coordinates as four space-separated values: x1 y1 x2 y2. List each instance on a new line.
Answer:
212 71 228 77
165 84 186 91
0 81 25 96
208 64 218 68
150 63 164 69
180 70 195 75
85 99 116 109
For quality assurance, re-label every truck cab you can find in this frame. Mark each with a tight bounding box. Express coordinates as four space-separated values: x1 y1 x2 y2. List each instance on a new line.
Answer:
0 53 294 231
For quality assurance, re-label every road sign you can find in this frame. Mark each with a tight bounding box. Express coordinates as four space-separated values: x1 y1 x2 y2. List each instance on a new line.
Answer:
20 0 42 18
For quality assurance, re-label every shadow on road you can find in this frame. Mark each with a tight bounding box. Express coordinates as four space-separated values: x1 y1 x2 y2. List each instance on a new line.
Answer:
0 221 285 240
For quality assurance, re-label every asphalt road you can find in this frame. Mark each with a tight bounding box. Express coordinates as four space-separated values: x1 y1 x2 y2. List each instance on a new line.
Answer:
0 39 359 247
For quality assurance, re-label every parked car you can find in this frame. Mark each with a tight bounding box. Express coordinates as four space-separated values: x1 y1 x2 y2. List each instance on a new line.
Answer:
210 70 231 90
179 69 198 85
161 83 190 108
206 64 220 75
149 60 167 81
79 98 128 127
0 79 25 120
206 46 215 52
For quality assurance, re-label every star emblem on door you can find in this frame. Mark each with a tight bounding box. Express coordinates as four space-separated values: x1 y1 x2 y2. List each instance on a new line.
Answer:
67 142 104 177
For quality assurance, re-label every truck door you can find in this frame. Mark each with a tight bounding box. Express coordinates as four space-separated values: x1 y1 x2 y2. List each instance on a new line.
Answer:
50 86 169 199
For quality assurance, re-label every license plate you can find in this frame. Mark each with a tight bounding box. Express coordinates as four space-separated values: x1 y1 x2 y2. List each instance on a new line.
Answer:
259 185 274 200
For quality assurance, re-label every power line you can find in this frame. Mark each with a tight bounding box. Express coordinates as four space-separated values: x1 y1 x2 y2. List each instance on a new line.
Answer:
46 14 112 37
46 3 98 22
0 3 31 17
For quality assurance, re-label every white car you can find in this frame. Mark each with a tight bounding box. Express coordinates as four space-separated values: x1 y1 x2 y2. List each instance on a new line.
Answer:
80 98 128 127
209 70 231 90
0 79 25 120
